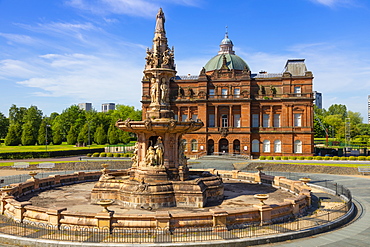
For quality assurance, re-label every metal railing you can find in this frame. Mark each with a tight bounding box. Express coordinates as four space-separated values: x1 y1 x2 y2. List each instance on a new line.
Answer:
0 203 349 243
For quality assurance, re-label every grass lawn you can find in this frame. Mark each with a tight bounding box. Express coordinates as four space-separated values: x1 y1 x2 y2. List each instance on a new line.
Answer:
253 161 367 168
0 143 106 153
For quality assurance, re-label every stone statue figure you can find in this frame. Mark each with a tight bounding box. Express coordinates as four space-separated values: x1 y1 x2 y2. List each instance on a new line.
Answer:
150 78 159 104
145 146 157 166
145 48 153 66
162 49 170 65
155 8 165 33
154 137 164 166
179 140 187 166
160 80 168 104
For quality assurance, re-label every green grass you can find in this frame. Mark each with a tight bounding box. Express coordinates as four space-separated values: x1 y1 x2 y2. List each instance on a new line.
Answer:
256 161 367 168
0 143 106 153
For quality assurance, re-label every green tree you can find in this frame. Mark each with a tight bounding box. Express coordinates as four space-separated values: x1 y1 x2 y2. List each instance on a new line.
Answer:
120 131 131 144
66 125 78 145
4 124 22 146
8 104 26 125
21 122 36 145
0 112 9 139
327 104 347 120
77 123 89 145
94 124 107 145
52 125 63 145
108 125 120 144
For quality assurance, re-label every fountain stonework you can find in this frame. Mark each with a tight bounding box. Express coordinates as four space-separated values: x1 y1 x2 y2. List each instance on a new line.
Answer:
91 8 224 209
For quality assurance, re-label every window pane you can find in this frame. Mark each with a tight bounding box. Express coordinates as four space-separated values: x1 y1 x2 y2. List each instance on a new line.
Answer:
263 140 270 152
209 89 215 98
182 114 188 121
234 88 240 98
192 114 197 120
252 139 259 152
252 114 259 127
221 89 228 98
234 114 241 127
209 114 215 127
294 113 301 127
274 114 280 127
263 114 269 127
222 114 228 127
274 140 281 153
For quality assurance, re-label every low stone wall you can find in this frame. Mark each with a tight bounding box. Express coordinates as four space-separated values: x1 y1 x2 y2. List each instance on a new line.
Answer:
0 169 312 231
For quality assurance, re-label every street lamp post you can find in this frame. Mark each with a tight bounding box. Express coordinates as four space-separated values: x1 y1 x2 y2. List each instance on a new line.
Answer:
45 124 51 151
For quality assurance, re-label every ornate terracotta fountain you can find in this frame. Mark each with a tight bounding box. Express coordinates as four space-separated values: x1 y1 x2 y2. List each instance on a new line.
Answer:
91 8 224 209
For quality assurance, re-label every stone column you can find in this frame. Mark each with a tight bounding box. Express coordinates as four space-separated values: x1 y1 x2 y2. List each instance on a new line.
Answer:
13 201 32 223
47 207 67 228
284 199 300 216
254 205 272 225
269 106 274 127
155 211 171 230
96 211 113 230
232 170 240 179
210 209 228 230
0 194 13 214
75 171 86 182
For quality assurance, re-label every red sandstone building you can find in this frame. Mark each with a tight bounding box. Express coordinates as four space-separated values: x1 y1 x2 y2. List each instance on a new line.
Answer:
142 31 314 158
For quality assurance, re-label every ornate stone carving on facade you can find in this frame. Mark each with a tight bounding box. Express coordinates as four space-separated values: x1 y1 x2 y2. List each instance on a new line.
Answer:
178 86 184 98
150 78 160 104
219 127 229 137
154 137 164 166
198 91 206 99
144 118 152 131
131 142 139 167
241 90 249 98
179 139 187 166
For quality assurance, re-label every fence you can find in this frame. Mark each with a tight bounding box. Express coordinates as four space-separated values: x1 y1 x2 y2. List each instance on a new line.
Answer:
0 202 348 243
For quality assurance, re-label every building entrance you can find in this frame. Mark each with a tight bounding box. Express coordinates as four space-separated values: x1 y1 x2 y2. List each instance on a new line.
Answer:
219 138 229 154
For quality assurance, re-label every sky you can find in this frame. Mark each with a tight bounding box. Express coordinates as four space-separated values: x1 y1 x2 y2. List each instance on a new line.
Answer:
1 0 370 121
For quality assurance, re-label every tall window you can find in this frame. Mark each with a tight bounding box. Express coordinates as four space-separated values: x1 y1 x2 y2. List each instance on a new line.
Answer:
234 88 240 98
274 114 280 127
263 114 270 127
182 114 188 121
294 86 301 96
209 114 215 127
192 114 198 120
252 114 259 127
182 139 188 151
221 88 228 98
174 115 178 121
222 114 228 127
234 114 241 127
191 139 198 151
294 113 302 127
263 140 270 153
294 140 302 153
252 139 259 152
209 89 215 98
274 140 281 153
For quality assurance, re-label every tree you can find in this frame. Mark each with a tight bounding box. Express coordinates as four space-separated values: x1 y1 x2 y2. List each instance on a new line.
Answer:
327 104 347 120
108 125 120 144
21 122 36 145
8 104 26 125
52 126 63 145
67 125 78 145
94 124 107 145
4 124 22 146
0 112 9 139
120 131 131 144
77 123 89 145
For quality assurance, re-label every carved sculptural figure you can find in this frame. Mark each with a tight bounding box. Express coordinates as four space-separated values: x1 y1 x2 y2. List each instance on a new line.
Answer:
145 146 157 166
154 137 164 166
160 79 168 104
150 78 159 104
155 8 165 33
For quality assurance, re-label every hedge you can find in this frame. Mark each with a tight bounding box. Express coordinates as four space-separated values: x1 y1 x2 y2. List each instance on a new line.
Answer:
0 148 104 160
259 156 266 160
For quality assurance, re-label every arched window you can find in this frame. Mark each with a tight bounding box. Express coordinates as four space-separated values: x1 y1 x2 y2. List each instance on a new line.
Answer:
294 140 302 153
274 140 281 153
252 139 259 152
263 140 270 153
191 139 198 151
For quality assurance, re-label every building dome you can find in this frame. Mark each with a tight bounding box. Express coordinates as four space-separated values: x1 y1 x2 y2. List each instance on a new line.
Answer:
204 54 249 72
203 33 250 72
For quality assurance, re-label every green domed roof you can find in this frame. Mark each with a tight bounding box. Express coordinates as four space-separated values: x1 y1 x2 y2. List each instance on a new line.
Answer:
204 53 250 72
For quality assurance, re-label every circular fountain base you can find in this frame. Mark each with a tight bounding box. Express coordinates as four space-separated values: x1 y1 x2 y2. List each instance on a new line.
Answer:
91 171 224 209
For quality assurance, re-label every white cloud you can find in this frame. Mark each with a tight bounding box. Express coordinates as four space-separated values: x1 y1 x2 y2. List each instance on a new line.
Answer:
309 0 359 7
0 33 37 45
14 52 143 108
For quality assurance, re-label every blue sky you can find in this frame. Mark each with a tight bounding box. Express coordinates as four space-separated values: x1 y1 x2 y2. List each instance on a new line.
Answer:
1 0 370 121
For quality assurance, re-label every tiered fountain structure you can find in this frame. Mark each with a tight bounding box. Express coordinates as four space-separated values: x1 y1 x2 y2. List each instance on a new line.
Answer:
91 8 224 209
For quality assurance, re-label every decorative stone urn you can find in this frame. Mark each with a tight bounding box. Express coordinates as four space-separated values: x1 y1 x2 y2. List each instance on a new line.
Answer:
254 194 269 205
97 199 114 213
0 186 13 196
29 171 38 179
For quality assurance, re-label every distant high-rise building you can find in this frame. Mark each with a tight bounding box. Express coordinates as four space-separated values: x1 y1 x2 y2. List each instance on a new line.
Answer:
78 103 92 111
368 95 370 124
102 103 115 112
314 91 322 109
